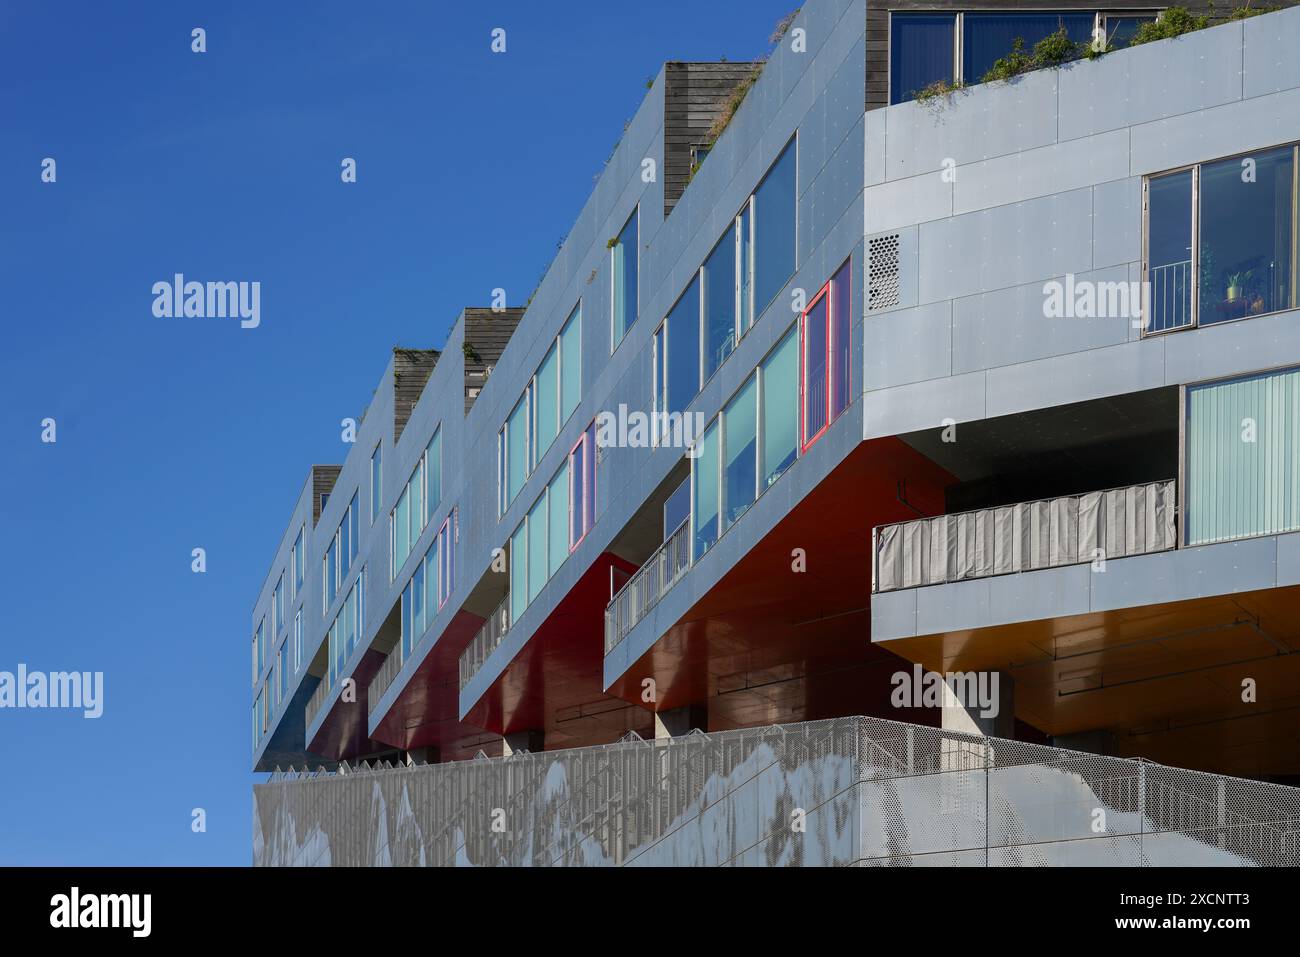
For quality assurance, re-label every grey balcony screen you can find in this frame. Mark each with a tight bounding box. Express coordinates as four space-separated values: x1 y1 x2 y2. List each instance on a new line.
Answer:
873 480 1176 593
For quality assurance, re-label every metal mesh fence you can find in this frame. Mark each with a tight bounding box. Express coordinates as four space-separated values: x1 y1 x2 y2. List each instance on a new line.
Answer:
253 715 1300 866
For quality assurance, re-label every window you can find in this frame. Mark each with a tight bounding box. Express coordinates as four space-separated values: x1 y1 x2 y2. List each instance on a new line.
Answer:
535 340 560 458
293 609 302 672
498 305 581 515
890 13 956 105
548 461 569 577
390 456 428 578
326 576 362 690
890 11 1143 103
252 619 264 686
253 691 263 746
961 12 1095 84
761 325 799 487
704 230 737 381
612 209 639 348
370 443 382 523
509 523 528 625
278 642 289 700
324 493 359 611
271 575 283 638
437 515 455 608
664 478 690 536
569 422 597 550
426 428 442 522
1146 145 1298 334
502 391 530 511
560 305 582 424
527 495 547 604
692 420 720 559
754 137 797 317
292 526 304 599
655 277 702 422
1187 367 1300 545
723 377 758 529
1099 13 1156 48
801 259 852 451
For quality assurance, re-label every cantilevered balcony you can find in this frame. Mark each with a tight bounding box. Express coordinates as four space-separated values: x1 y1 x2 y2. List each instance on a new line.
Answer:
872 480 1177 593
305 677 330 730
604 517 691 654
367 647 403 715
458 595 510 690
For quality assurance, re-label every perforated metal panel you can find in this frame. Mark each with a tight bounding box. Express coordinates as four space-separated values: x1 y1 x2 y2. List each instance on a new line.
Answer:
253 716 1300 867
867 233 901 311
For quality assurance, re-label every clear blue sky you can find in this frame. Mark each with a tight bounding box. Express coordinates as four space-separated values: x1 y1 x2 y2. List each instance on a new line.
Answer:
0 0 799 864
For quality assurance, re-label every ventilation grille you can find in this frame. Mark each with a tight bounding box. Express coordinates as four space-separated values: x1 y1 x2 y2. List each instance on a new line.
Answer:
867 233 901 311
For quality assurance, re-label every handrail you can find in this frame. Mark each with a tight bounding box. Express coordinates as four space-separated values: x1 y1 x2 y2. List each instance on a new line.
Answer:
604 518 691 655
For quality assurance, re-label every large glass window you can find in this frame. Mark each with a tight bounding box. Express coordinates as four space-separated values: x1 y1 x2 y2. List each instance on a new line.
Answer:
754 138 797 317
612 210 638 348
548 461 569 577
704 230 737 381
569 422 596 550
278 642 289 700
1147 169 1194 333
535 341 560 457
560 304 582 424
1199 147 1295 325
761 325 799 488
739 202 754 330
659 277 701 420
527 495 548 604
271 576 283 638
510 524 528 625
393 487 409 574
426 428 442 521
1147 145 1298 334
255 619 265 677
437 516 454 608
692 420 720 559
505 393 529 508
1187 367 1300 545
723 376 758 529
890 13 956 104
1101 14 1156 48
961 13 1095 84
292 526 304 597
293 609 302 672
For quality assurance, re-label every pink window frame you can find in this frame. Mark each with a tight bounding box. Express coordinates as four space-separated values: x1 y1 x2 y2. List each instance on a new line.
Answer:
568 423 597 552
799 278 834 453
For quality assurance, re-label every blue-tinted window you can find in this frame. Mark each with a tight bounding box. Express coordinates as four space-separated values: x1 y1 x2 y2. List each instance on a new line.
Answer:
703 230 736 381
890 13 956 104
962 13 1095 84
663 277 701 417
1104 15 1155 48
612 211 638 347
723 376 758 529
1147 170 1194 333
663 478 690 538
1199 146 1295 325
754 139 796 317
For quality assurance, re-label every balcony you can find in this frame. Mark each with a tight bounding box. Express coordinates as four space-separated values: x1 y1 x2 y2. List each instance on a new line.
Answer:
604 518 691 654
872 480 1176 593
367 647 403 715
305 676 331 730
458 594 510 690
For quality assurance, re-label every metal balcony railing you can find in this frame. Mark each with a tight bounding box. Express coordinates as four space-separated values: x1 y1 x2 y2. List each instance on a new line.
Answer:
605 518 691 655
305 676 331 730
1148 259 1193 333
872 479 1177 593
458 594 510 691
367 646 404 715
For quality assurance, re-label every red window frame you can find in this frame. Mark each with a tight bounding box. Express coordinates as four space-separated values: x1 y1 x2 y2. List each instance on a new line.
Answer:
798 259 852 453
799 279 833 452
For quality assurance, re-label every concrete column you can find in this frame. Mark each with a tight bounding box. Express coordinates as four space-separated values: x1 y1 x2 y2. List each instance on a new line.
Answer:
502 730 544 755
940 669 1014 739
654 704 708 738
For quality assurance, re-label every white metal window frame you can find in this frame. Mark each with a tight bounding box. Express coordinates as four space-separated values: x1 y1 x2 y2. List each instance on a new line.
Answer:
610 206 640 354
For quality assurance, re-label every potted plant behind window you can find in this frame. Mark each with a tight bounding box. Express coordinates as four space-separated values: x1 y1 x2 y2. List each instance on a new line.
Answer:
1226 271 1245 302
